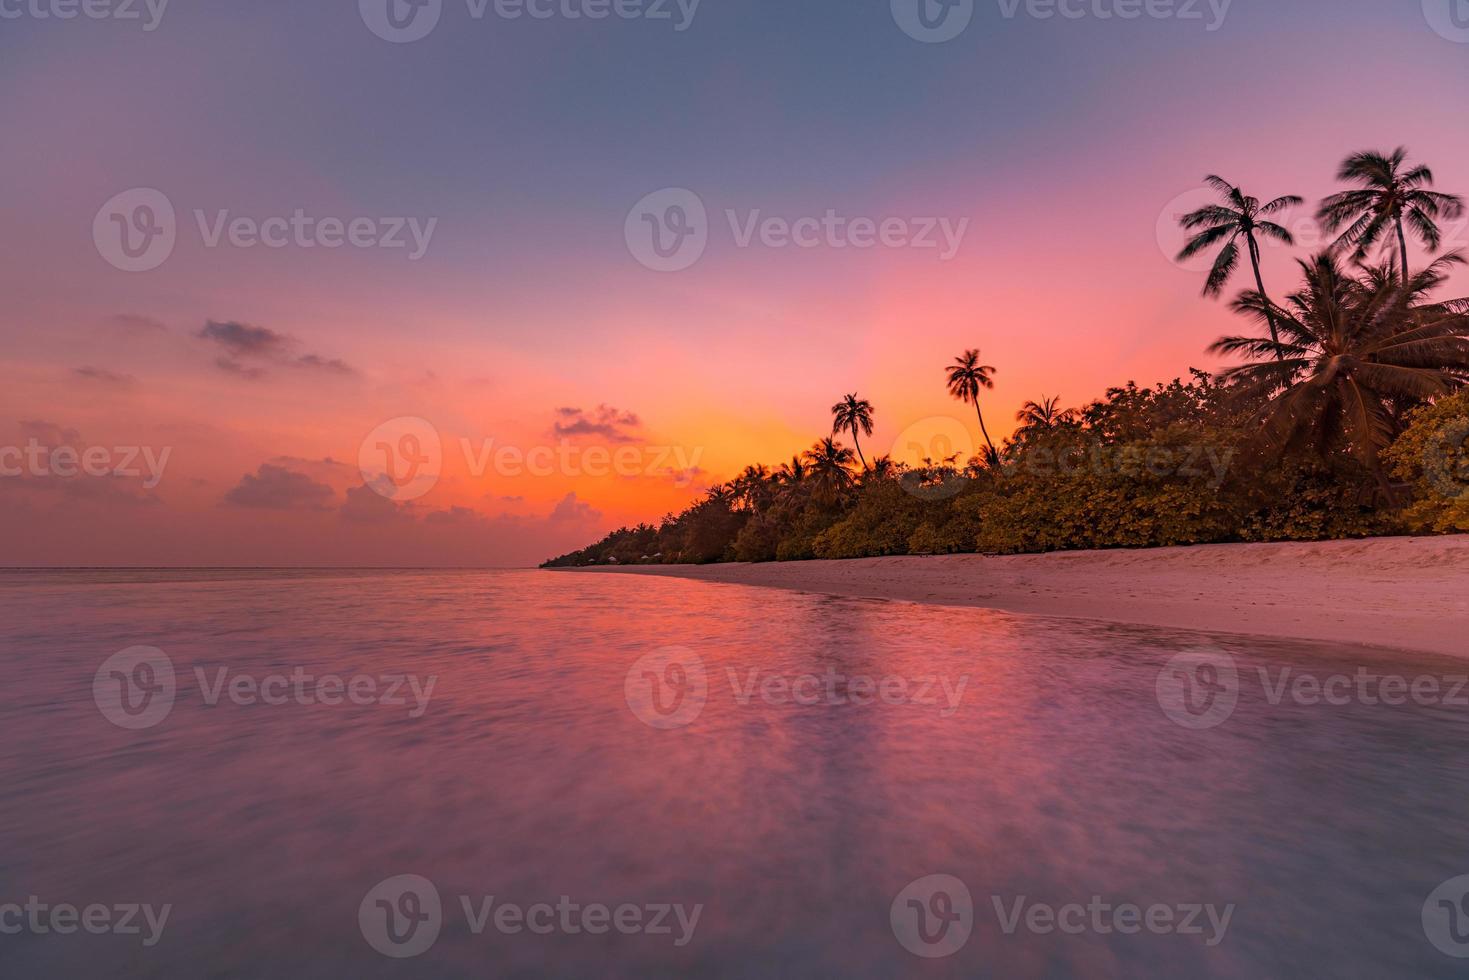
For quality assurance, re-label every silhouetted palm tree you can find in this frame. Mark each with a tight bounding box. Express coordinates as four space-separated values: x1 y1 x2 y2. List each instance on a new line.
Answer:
802 437 857 506
776 455 806 485
773 455 808 505
1318 148 1465 282
1178 176 1301 359
730 464 772 512
831 393 874 470
946 349 999 456
1014 396 1075 438
867 455 897 480
1212 250 1469 494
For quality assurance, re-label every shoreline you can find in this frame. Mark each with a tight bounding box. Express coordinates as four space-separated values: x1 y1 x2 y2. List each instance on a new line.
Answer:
560 536 1469 659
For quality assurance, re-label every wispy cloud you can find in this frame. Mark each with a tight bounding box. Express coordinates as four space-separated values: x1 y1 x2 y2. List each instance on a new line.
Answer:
110 313 167 333
197 320 357 379
73 366 136 386
551 404 642 443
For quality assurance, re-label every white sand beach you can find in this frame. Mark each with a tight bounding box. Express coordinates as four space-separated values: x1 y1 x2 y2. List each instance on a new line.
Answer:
570 536 1469 658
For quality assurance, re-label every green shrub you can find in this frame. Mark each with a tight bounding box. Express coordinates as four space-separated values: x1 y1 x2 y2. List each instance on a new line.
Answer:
1385 389 1469 533
811 480 931 559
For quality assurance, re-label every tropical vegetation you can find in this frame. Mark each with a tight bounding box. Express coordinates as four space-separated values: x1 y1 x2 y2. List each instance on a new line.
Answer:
544 149 1469 567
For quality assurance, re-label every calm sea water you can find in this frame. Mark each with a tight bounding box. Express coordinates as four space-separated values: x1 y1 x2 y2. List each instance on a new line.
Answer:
1 568 1467 978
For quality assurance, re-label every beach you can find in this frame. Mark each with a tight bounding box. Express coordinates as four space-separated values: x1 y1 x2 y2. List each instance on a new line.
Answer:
567 536 1469 659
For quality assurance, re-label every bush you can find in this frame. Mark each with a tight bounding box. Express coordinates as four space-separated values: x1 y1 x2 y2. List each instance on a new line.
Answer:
1385 389 1469 533
811 481 931 559
972 428 1243 553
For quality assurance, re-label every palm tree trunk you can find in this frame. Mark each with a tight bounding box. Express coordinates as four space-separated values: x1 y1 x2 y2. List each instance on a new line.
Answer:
973 403 996 457
1395 212 1410 284
1373 464 1400 510
851 428 868 470
1246 233 1285 365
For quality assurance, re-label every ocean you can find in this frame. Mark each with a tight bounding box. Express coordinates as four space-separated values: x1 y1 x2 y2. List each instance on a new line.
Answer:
1 568 1467 977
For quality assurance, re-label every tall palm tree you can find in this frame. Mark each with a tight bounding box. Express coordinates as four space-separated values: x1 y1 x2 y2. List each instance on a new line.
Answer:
1211 250 1469 495
802 437 857 506
1317 148 1465 282
1014 396 1075 438
945 349 999 456
830 393 875 470
1177 176 1301 358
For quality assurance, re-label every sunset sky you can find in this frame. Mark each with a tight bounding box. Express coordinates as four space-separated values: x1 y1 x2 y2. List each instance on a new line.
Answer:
3 0 1468 566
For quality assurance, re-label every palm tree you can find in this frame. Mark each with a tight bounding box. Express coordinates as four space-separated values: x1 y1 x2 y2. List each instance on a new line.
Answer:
1211 250 1469 496
729 464 772 512
776 455 806 485
831 393 874 470
773 455 808 505
802 437 857 506
866 455 897 481
1177 176 1301 358
945 349 999 456
1317 148 1465 282
1014 396 1075 438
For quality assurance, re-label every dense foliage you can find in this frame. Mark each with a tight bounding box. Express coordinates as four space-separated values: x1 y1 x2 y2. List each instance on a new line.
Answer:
1385 389 1469 533
544 150 1469 567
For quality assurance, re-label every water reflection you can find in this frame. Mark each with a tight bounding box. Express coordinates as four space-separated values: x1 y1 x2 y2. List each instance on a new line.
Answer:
0 568 1465 977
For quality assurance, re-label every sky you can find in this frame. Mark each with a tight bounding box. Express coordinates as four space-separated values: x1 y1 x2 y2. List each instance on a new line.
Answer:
2 0 1468 566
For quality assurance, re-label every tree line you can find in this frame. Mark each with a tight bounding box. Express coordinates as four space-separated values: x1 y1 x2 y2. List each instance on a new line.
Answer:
545 148 1469 566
